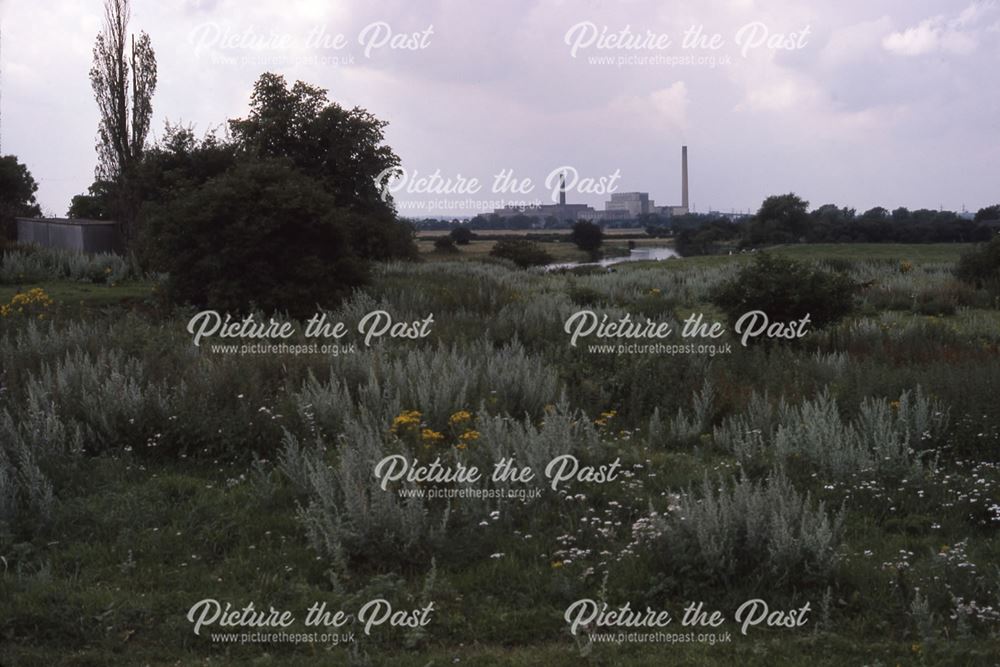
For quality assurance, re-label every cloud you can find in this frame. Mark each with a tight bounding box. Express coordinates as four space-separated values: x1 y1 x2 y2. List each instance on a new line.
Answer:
882 2 998 56
608 82 690 131
820 16 892 67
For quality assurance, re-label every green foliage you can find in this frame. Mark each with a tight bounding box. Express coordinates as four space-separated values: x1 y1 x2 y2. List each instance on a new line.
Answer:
0 155 42 241
89 0 157 240
433 236 459 254
710 253 858 330
450 227 474 245
489 239 553 268
743 193 810 245
646 470 844 590
568 221 603 253
974 204 1000 222
67 180 116 220
0 245 142 285
955 236 1000 296
144 159 369 316
229 72 401 220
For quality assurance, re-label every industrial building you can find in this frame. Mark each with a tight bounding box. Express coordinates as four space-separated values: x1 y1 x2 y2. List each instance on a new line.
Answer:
493 145 690 224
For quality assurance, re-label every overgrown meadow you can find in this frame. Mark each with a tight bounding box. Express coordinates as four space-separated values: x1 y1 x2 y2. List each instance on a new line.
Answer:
2 244 1000 665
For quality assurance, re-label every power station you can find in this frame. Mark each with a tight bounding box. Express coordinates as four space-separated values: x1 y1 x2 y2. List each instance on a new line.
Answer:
493 145 690 224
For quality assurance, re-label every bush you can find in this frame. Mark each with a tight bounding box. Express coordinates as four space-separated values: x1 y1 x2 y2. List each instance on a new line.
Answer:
956 236 1000 296
450 227 474 245
434 237 459 254
489 239 553 268
641 470 844 590
144 159 369 317
569 221 603 253
710 253 857 331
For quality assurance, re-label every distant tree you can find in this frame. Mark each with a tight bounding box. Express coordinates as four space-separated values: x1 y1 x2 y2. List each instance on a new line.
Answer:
89 0 157 241
859 207 889 223
489 239 553 268
674 218 740 256
144 159 368 317
742 193 810 246
450 227 474 245
68 180 116 219
0 155 43 241
975 204 1000 222
569 220 604 253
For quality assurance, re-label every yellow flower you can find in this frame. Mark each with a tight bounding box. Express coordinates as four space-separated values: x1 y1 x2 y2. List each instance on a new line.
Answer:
449 410 473 425
459 430 479 442
390 410 422 432
420 428 445 443
595 409 617 426
551 560 563 569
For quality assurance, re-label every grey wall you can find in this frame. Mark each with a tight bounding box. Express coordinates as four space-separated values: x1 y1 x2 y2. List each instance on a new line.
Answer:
16 219 120 254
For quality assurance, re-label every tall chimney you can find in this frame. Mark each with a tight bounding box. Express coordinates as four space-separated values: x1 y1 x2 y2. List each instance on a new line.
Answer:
681 145 689 211
559 171 567 206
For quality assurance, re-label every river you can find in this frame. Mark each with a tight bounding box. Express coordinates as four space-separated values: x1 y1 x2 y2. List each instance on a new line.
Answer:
546 246 680 271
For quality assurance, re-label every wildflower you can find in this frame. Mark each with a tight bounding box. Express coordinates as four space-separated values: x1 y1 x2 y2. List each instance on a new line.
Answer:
551 560 563 569
448 410 473 425
420 428 445 443
459 430 479 442
390 410 422 433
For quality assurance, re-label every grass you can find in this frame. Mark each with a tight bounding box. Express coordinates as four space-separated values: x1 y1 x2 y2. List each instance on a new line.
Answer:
768 243 973 263
0 281 157 309
3 243 1000 665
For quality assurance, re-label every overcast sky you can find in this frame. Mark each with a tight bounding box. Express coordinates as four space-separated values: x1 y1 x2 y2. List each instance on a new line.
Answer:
3 0 998 217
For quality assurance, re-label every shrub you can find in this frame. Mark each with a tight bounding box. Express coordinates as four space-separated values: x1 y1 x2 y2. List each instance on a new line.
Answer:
450 227 474 245
433 237 459 254
489 239 553 268
643 469 844 589
0 246 141 285
956 236 1000 297
569 221 603 253
144 159 370 317
710 253 858 331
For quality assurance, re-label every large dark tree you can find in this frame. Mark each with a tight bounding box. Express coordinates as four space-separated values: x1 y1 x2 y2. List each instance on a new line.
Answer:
0 155 43 241
144 159 368 317
229 73 397 216
228 73 416 260
89 0 157 241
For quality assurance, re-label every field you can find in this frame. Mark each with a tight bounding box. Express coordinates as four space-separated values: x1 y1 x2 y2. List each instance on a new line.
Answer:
2 243 1000 665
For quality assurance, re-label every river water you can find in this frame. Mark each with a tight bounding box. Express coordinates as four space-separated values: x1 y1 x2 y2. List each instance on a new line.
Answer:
546 246 680 271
